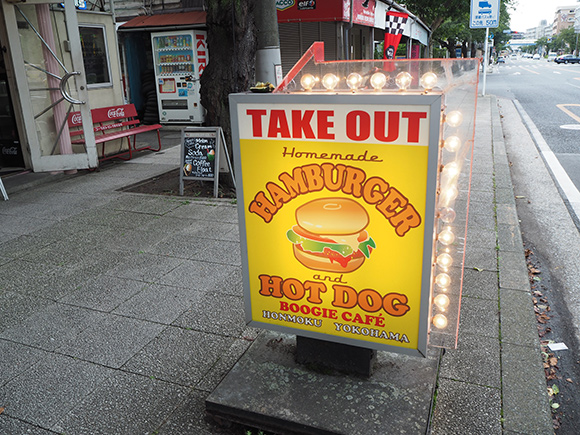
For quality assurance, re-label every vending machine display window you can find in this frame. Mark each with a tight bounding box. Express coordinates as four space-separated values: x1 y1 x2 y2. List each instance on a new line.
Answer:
159 78 176 93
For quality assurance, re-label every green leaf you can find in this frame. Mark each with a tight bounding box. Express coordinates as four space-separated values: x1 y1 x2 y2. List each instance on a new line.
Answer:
552 384 560 395
551 402 560 409
358 237 376 259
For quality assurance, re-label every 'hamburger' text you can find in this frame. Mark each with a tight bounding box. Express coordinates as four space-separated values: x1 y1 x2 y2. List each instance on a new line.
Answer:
248 162 421 236
258 274 410 317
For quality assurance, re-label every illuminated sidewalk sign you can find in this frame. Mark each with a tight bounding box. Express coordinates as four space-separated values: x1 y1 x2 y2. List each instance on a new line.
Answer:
231 45 479 356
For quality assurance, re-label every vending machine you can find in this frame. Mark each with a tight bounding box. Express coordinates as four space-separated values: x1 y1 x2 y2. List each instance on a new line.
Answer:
151 30 208 124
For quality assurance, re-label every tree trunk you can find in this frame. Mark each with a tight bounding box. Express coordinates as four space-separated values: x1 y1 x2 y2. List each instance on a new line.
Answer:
201 0 256 168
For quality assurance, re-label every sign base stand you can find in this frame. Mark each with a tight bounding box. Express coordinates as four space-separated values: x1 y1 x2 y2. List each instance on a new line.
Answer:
295 336 376 377
206 330 439 434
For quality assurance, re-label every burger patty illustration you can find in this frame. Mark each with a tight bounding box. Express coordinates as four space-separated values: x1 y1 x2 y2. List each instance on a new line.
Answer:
286 198 376 273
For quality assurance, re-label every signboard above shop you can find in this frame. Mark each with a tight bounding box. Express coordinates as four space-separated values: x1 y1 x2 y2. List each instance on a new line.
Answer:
276 0 377 26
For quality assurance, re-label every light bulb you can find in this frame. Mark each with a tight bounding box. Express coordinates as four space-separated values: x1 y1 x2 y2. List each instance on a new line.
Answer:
438 229 455 245
322 73 339 90
346 73 363 90
437 253 453 268
439 207 456 223
446 111 463 127
444 136 461 152
395 72 413 90
434 294 450 309
420 72 438 91
300 74 317 91
370 72 387 90
433 314 448 329
442 162 460 178
435 272 451 288
440 185 459 204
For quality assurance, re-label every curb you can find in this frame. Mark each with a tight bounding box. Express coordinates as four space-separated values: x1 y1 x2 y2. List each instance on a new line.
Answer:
491 96 553 433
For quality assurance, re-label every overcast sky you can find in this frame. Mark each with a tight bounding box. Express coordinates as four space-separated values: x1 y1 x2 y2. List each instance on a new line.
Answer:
507 0 579 32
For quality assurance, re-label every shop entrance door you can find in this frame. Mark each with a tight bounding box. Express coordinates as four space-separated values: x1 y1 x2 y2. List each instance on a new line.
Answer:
1 0 97 172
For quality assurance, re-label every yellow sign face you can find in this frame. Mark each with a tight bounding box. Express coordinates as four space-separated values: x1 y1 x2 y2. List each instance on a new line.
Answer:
233 95 441 356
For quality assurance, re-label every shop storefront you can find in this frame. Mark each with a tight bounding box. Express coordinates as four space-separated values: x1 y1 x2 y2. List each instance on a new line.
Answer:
0 0 123 172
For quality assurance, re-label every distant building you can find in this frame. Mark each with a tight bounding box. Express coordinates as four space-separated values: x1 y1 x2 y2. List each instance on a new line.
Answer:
552 5 578 34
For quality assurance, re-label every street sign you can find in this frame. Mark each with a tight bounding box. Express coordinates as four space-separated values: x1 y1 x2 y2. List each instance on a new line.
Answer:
470 0 500 29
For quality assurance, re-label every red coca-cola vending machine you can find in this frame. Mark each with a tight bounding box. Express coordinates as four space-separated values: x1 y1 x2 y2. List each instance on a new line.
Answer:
151 30 207 124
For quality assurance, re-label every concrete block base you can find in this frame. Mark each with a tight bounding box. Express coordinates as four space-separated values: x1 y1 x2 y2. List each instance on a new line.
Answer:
206 331 440 434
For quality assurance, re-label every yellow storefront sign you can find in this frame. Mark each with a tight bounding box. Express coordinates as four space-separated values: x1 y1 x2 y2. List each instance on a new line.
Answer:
231 94 442 356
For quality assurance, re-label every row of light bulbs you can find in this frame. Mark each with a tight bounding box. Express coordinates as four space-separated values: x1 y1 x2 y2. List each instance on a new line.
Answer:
300 71 439 92
431 108 465 331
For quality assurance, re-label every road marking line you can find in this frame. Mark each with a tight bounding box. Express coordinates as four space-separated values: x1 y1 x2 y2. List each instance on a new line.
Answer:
554 71 562 74
519 66 540 74
557 104 580 124
514 100 580 218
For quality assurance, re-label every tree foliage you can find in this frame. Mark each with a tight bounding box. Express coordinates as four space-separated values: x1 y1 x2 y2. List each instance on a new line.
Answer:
404 0 514 56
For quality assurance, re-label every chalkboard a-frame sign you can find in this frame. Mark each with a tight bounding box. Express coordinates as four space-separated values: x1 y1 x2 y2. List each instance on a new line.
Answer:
180 127 222 197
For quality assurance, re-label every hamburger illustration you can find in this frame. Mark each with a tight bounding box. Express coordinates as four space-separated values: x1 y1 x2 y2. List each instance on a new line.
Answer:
286 198 376 273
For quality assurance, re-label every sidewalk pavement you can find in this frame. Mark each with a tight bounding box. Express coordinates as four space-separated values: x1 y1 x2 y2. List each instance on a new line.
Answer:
0 97 552 434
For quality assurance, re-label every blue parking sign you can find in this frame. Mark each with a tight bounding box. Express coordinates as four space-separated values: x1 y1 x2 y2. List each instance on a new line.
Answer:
470 0 499 28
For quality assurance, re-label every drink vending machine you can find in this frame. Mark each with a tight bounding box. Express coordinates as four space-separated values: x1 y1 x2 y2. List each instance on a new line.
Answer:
151 30 208 123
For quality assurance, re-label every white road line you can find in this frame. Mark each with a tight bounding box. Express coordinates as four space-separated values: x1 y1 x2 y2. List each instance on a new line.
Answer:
514 100 580 219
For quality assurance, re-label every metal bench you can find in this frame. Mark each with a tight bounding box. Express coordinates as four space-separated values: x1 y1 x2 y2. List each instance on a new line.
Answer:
67 104 162 162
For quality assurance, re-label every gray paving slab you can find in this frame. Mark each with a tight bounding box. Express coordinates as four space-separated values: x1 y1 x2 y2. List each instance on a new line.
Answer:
59 275 147 312
465 226 498 250
113 283 202 324
105 251 184 282
495 186 517 205
496 202 520 226
164 202 239 223
173 291 246 337
57 314 165 368
497 223 525 252
0 302 106 351
501 343 553 434
0 353 112 429
457 296 500 339
430 378 502 434
0 234 54 259
0 414 54 434
438 332 501 388
152 236 242 266
498 250 530 291
195 329 259 393
52 371 190 435
0 339 47 387
462 268 499 300
123 325 235 386
157 258 238 291
500 288 543 348
0 291 50 333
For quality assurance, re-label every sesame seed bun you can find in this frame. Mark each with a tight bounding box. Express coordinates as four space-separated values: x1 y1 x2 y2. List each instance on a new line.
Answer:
295 198 369 235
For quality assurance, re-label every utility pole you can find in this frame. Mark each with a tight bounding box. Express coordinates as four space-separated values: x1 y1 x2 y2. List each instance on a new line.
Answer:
255 0 282 85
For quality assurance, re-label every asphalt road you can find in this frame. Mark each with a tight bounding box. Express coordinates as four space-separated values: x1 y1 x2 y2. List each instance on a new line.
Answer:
486 56 580 197
489 59 580 433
